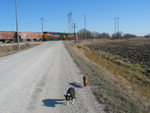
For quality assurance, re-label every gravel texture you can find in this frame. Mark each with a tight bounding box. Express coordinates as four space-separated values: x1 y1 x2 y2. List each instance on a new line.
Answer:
0 41 105 113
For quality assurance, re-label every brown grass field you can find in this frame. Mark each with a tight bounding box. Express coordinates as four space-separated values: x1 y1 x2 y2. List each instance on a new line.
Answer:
0 42 41 57
65 38 150 113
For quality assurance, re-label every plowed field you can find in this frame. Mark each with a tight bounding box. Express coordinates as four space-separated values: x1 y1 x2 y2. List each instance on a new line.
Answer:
87 38 150 67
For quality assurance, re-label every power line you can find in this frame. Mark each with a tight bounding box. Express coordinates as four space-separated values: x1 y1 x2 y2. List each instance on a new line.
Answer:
113 17 120 33
84 13 86 29
67 12 73 33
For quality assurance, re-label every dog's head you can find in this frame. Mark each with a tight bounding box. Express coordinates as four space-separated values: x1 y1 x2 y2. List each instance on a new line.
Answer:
64 94 71 101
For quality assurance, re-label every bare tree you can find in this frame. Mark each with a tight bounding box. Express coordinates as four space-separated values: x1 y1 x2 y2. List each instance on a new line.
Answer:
78 29 92 39
92 32 101 39
101 33 111 39
112 32 122 39
144 34 150 38
123 33 136 38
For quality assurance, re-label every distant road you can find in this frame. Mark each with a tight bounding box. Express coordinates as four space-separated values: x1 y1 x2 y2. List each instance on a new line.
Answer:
0 41 105 113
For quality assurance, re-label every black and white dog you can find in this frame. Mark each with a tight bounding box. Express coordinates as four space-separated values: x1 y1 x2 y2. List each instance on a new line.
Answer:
64 87 76 105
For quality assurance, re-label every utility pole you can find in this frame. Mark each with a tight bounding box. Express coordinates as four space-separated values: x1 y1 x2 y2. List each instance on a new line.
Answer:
84 13 86 29
41 18 44 33
67 12 73 33
117 17 120 32
113 17 120 38
83 13 87 41
15 0 20 51
73 23 76 44
113 18 116 33
113 17 120 33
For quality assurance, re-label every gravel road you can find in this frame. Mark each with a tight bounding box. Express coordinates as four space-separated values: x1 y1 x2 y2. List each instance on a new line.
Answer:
0 41 105 113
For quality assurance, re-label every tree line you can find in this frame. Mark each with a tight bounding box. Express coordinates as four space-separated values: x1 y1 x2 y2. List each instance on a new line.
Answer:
77 29 150 39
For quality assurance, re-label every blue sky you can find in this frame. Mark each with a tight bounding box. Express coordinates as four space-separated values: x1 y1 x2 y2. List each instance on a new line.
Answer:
0 0 150 36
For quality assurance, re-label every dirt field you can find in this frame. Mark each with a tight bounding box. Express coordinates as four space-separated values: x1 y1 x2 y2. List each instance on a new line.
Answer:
82 38 150 99
86 38 150 67
65 38 150 113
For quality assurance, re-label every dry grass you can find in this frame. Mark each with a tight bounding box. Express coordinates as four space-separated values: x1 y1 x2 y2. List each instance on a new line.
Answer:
84 50 150 100
0 42 41 57
64 39 150 113
82 39 150 100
